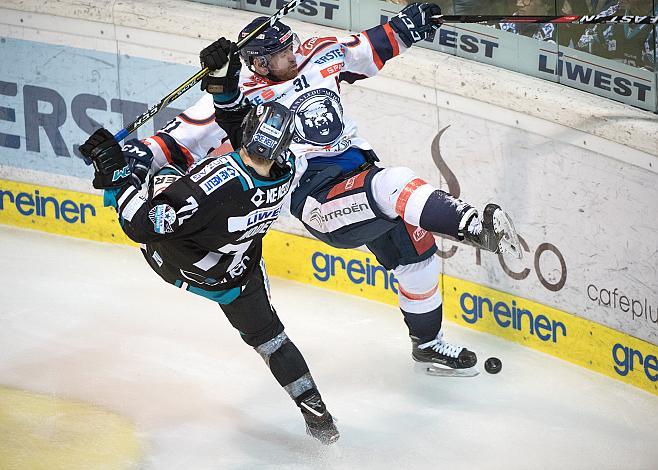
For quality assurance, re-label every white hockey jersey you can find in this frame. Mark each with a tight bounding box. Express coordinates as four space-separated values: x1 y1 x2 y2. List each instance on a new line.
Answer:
236 25 407 162
139 22 407 176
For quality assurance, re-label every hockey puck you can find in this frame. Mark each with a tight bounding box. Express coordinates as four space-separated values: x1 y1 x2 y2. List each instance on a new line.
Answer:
484 357 502 374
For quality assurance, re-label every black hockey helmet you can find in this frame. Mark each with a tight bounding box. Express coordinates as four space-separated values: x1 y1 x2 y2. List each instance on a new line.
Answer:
242 102 295 162
238 16 299 70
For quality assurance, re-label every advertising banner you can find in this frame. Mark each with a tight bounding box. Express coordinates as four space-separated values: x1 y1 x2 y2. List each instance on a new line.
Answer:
240 0 350 30
0 37 202 184
360 1 657 111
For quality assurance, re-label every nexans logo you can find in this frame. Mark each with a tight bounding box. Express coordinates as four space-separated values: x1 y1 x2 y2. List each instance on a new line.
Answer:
0 187 96 224
612 343 658 383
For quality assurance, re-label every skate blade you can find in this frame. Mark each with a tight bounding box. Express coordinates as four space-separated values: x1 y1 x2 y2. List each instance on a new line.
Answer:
415 362 480 378
493 210 523 260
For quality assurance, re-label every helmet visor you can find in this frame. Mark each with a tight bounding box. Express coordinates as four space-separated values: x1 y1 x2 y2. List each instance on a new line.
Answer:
244 103 295 162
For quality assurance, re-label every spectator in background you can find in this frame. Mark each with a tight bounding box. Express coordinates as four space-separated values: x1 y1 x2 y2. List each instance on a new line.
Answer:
454 0 514 14
384 0 511 15
556 0 594 48
499 0 559 42
576 0 656 70
452 0 482 14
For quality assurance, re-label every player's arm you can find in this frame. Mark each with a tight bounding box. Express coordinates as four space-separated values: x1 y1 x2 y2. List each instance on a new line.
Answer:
334 2 441 83
120 94 228 185
79 128 216 244
200 37 254 150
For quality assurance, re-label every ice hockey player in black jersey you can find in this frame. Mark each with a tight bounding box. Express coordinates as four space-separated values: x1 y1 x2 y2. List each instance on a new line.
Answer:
79 101 339 445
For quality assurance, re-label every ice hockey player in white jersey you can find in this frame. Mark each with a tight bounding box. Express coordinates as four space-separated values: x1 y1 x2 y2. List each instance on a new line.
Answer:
122 3 522 376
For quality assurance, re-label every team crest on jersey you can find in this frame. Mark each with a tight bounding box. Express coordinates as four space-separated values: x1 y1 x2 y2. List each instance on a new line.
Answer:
289 89 344 146
149 204 177 234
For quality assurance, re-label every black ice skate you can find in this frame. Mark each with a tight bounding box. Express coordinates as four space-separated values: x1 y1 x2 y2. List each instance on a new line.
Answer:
411 331 479 377
463 203 522 259
298 391 339 445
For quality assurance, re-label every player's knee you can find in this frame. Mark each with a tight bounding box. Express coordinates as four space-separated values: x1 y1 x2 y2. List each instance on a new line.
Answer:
371 167 419 219
375 167 417 194
372 167 437 224
240 315 285 348
395 256 440 291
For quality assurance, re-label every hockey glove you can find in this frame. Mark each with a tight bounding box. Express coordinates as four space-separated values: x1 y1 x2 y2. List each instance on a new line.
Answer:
200 37 241 96
121 139 154 188
79 128 132 190
389 2 442 48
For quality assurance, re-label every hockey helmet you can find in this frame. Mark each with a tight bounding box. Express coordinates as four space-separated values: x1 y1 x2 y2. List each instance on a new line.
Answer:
242 102 295 162
238 17 299 69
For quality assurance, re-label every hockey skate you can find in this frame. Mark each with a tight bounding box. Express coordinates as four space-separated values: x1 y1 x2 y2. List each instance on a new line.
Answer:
464 203 522 260
298 392 340 445
411 331 479 377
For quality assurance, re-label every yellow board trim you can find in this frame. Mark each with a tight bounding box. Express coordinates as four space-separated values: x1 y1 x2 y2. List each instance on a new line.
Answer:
1 179 656 395
441 277 658 394
0 179 134 245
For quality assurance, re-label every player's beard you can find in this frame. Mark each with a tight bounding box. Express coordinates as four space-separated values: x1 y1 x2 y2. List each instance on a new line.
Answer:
271 63 299 82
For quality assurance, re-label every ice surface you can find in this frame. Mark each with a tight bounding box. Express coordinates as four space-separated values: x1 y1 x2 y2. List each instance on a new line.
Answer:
1 226 656 469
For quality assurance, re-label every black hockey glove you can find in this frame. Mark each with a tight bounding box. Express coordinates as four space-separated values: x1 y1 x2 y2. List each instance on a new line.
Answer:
79 128 132 190
200 37 241 96
389 2 442 48
121 139 154 188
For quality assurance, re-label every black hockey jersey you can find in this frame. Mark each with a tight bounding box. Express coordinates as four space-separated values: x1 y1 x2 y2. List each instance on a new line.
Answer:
107 151 295 290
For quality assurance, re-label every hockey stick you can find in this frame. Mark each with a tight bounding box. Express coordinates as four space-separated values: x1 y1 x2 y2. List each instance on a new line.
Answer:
109 0 303 144
431 14 658 25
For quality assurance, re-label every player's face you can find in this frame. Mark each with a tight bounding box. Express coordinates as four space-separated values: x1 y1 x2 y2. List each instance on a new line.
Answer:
516 0 549 14
267 45 298 81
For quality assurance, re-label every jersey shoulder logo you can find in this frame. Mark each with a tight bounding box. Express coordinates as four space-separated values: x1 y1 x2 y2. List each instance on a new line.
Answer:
149 204 177 234
290 89 345 146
